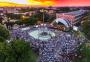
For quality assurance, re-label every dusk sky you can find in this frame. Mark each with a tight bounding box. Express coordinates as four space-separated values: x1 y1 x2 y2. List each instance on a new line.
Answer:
0 0 90 6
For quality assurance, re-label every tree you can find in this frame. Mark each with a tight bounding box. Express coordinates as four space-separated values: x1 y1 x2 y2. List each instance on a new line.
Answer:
56 7 70 12
0 16 3 24
9 39 37 62
81 20 90 40
0 41 14 62
23 16 37 25
0 24 10 39
0 39 37 62
5 13 22 19
19 7 36 13
30 11 54 23
16 9 55 25
0 36 5 42
73 43 90 62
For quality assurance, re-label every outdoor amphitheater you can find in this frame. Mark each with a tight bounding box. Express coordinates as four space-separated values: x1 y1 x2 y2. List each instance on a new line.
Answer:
11 23 85 62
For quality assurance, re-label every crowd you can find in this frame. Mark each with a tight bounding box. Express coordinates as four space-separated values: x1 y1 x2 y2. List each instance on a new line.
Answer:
11 24 85 62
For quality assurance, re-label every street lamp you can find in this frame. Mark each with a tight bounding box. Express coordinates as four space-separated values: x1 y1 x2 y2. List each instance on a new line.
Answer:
40 9 46 33
40 9 45 25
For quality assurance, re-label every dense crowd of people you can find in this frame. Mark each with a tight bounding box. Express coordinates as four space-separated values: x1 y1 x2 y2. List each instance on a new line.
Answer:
11 24 85 62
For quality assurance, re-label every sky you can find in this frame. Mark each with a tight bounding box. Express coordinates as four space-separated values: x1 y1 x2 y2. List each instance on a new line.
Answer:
0 0 90 6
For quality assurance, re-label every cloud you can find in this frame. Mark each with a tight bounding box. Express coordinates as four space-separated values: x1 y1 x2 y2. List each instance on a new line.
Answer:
31 0 54 2
28 0 54 6
0 0 90 6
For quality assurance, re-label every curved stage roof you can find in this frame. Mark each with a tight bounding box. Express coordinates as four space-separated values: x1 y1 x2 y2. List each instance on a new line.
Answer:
54 18 70 27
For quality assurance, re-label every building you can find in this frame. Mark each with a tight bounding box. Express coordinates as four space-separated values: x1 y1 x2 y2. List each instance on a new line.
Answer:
56 10 87 25
51 10 87 31
0 7 20 13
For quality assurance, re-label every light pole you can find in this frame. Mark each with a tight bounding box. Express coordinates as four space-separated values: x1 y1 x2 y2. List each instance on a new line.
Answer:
40 9 45 32
40 9 45 25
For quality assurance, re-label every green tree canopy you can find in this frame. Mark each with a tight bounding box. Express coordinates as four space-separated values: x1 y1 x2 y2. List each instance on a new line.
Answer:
16 11 55 25
0 24 9 39
73 43 90 62
9 39 37 62
19 7 37 13
56 7 71 12
5 13 22 19
0 39 37 62
81 20 90 40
